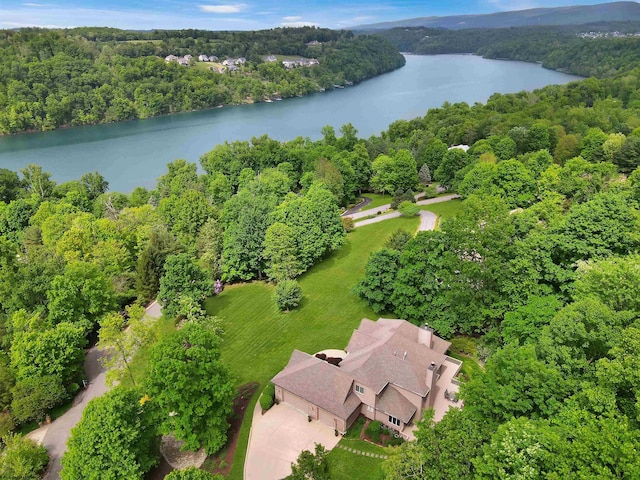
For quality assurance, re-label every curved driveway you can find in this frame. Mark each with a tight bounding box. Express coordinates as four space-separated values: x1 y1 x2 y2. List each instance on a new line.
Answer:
40 301 162 480
352 194 458 230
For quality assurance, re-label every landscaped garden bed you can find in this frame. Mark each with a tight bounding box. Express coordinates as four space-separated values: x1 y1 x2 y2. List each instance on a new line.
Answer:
202 382 259 476
347 416 404 448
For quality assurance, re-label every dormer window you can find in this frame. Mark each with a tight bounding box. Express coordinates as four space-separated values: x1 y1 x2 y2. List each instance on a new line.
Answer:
355 384 365 395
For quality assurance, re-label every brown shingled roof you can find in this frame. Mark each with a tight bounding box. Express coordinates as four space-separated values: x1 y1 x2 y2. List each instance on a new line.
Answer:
272 350 361 419
376 385 417 423
341 319 450 396
272 319 451 422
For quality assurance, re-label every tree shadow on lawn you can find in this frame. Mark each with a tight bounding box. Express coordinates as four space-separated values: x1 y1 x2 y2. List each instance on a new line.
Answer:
301 239 353 275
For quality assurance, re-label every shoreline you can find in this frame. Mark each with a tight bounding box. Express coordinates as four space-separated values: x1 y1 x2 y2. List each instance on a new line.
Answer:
406 52 586 78
0 65 405 138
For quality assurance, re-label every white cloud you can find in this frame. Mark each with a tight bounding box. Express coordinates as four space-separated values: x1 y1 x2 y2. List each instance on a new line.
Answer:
282 15 302 22
280 20 318 27
23 3 47 6
200 3 247 14
2 20 69 28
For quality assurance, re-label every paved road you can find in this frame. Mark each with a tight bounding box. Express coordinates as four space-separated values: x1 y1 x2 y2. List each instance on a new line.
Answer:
354 209 437 230
341 196 372 216
346 193 459 221
40 301 162 480
352 195 458 229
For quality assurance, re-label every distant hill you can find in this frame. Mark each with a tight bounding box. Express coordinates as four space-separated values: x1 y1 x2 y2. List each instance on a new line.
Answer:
353 1 640 31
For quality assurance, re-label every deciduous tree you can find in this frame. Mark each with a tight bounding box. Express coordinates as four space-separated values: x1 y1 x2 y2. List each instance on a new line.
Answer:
61 387 160 480
143 323 234 453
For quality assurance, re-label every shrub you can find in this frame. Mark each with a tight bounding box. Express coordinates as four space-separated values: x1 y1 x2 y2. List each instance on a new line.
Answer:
11 375 67 424
391 189 415 209
274 279 303 312
165 467 221 479
365 420 383 442
341 217 355 232
422 185 438 199
384 229 412 251
385 435 405 447
0 413 14 438
0 434 49 480
260 383 275 412
397 201 420 217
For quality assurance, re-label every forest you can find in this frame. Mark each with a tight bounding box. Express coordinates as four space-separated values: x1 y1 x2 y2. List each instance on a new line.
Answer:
375 21 640 77
0 26 404 134
0 29 640 479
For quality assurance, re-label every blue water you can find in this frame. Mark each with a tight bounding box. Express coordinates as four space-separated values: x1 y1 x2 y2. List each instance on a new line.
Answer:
0 55 581 192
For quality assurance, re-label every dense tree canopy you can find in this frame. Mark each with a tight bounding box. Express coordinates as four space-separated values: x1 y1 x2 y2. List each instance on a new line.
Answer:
143 322 234 454
0 27 404 134
61 387 160 480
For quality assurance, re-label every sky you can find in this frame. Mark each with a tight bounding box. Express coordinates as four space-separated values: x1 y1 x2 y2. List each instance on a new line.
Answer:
0 0 635 31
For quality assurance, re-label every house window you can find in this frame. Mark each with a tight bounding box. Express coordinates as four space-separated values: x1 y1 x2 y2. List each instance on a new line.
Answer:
367 405 374 412
355 384 365 395
388 415 401 427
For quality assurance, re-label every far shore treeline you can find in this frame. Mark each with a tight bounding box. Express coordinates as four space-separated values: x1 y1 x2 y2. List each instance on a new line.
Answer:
0 26 404 134
373 20 640 78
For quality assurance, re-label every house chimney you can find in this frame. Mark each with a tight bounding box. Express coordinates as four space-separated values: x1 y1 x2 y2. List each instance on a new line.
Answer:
425 362 437 407
420 324 434 348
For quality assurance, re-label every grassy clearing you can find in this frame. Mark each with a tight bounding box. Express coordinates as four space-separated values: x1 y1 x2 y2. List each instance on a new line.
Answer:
359 193 393 212
205 216 418 477
448 335 485 382
206 215 420 387
420 198 463 228
226 391 259 480
120 39 163 44
194 61 225 72
326 438 388 480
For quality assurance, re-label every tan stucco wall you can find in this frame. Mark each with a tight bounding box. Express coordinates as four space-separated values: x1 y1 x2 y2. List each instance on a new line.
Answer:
276 388 349 433
353 381 376 409
374 409 406 432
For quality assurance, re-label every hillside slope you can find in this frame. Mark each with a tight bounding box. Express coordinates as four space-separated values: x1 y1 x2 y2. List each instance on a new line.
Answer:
354 1 640 31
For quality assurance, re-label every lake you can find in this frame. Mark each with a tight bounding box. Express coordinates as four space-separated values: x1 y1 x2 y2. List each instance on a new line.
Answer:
0 55 581 192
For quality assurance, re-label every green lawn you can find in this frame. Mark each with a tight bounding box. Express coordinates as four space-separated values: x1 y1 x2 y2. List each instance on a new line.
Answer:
206 215 420 387
326 438 388 480
359 193 393 212
448 335 485 382
420 198 463 228
205 216 419 479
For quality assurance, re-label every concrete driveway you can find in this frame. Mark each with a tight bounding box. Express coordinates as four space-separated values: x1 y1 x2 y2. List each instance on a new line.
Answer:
245 403 341 480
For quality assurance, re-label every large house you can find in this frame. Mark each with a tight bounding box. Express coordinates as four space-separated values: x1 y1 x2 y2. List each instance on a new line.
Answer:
272 318 462 437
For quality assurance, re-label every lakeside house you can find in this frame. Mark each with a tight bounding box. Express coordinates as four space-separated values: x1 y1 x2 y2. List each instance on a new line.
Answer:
264 55 278 62
282 58 320 69
272 318 463 439
165 54 193 66
222 57 247 67
306 40 322 46
448 144 470 152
